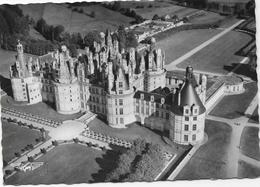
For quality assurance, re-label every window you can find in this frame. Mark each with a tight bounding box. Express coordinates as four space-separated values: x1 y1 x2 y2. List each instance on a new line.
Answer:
193 116 197 121
115 99 117 105
116 108 118 115
156 111 159 117
119 82 123 88
119 99 123 106
193 124 197 131
184 125 189 131
119 90 123 94
184 135 188 142
146 107 149 115
192 134 196 141
185 116 189 121
116 118 118 124
166 113 169 119
120 118 124 124
136 106 139 113
120 108 123 115
185 109 189 114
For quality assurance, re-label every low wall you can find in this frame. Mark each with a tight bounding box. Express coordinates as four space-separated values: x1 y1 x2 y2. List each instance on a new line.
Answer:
205 83 225 110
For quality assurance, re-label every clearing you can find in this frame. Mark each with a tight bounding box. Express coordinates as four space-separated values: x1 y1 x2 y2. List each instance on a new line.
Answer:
175 120 232 180
177 31 253 74
156 29 221 64
209 82 258 119
5 144 117 184
2 121 42 162
240 127 260 161
19 3 134 35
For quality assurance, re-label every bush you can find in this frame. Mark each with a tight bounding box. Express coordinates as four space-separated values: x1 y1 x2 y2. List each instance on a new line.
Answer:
5 170 13 175
40 148 47 154
14 152 21 157
28 124 34 129
52 140 58 146
28 156 34 162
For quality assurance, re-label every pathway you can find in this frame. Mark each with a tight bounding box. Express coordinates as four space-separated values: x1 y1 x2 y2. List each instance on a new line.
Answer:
206 93 259 178
166 19 245 71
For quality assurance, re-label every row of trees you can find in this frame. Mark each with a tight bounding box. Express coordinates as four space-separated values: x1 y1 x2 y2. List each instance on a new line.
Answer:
105 139 165 182
103 2 145 24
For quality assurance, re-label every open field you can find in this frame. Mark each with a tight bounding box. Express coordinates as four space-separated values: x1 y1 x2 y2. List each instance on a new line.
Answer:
209 82 258 119
248 106 259 124
157 29 221 64
19 3 134 35
2 121 42 162
238 161 260 179
240 127 260 161
1 95 82 122
175 120 232 180
88 118 185 154
177 31 253 74
177 30 253 73
5 144 117 184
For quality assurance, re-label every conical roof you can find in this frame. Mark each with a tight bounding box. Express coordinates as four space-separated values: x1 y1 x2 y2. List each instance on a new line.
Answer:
172 66 206 115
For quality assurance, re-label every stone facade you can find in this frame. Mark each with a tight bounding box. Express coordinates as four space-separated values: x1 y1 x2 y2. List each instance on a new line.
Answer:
10 35 208 145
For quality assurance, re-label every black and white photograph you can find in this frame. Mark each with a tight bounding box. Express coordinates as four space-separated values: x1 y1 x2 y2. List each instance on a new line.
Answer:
0 0 259 185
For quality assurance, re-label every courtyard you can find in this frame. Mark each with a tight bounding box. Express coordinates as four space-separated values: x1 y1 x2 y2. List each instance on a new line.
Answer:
175 120 232 180
5 144 117 185
2 121 42 163
209 82 258 119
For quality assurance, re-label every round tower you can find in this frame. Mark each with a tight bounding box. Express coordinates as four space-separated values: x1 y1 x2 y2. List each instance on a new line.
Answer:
169 66 206 145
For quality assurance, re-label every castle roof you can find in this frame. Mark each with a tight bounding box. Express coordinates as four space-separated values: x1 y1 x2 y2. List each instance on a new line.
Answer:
134 87 172 105
172 66 206 115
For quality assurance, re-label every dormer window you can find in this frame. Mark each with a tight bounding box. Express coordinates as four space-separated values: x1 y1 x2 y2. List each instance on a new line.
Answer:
192 105 199 115
141 94 144 100
119 82 123 88
151 95 154 102
184 106 190 115
161 98 165 104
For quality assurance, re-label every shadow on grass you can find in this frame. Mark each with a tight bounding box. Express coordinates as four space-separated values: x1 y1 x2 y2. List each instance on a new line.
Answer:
236 111 259 123
223 63 257 81
90 149 121 183
0 75 12 97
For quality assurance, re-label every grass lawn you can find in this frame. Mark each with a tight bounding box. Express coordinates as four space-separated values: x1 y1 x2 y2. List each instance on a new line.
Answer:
157 29 221 64
238 161 260 179
88 118 186 154
175 119 232 180
5 144 117 185
248 106 259 124
1 121 42 162
1 95 82 122
177 31 253 74
19 3 134 35
240 127 260 161
209 82 258 119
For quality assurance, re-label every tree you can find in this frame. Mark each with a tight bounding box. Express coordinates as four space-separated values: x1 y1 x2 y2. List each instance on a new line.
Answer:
54 25 65 41
52 140 58 146
84 30 101 47
126 31 138 48
90 11 96 18
14 152 21 157
28 156 34 162
40 148 47 154
152 14 160 20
